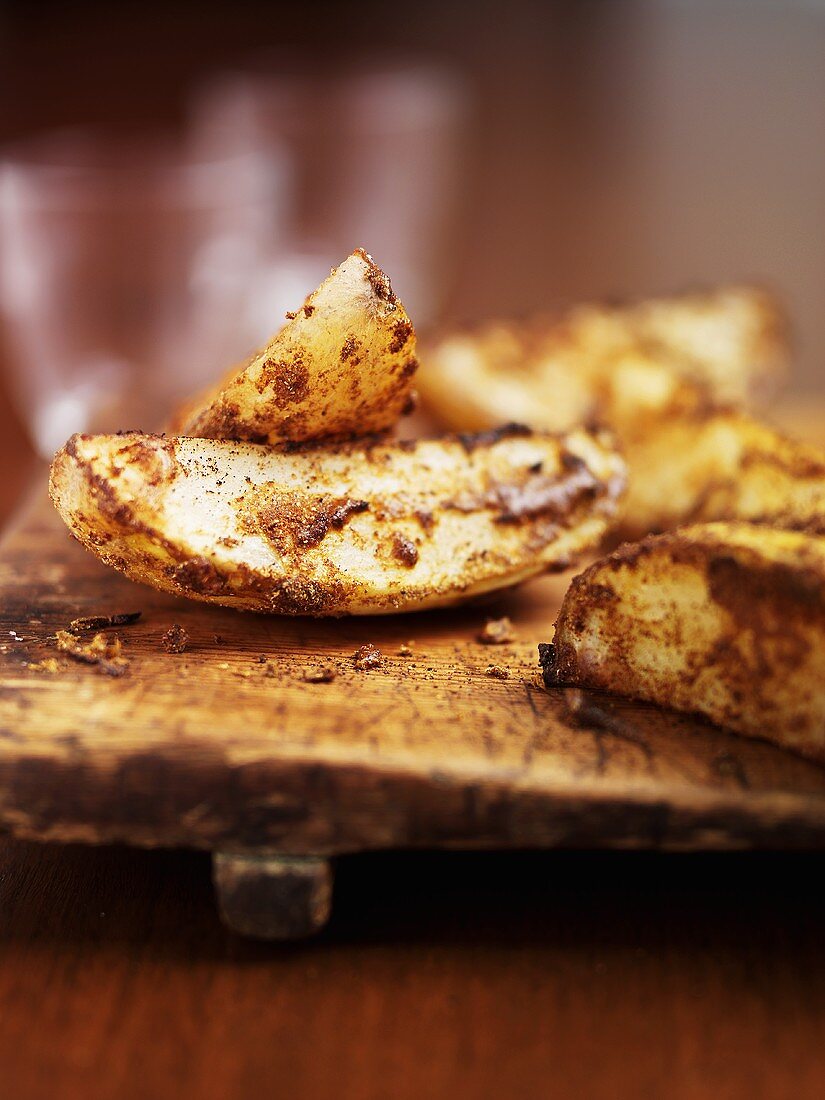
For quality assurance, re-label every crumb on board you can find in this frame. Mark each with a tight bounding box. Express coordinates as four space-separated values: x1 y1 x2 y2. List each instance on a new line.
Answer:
69 611 141 633
26 657 60 674
477 617 517 645
161 624 189 654
301 666 337 683
55 630 129 677
353 643 382 671
485 664 510 680
398 643 414 657
214 634 225 645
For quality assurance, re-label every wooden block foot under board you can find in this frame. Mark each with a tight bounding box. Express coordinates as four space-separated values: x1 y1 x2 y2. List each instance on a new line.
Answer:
213 853 333 939
3 493 825 940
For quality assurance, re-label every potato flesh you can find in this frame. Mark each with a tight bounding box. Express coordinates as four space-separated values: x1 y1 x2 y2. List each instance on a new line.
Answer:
50 429 625 616
545 523 825 762
174 249 417 445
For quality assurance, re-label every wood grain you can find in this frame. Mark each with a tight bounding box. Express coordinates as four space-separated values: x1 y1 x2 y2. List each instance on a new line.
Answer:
2 489 825 859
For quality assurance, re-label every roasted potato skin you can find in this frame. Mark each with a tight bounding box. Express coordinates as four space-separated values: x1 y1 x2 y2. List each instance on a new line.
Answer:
50 427 625 616
173 249 418 445
543 523 825 762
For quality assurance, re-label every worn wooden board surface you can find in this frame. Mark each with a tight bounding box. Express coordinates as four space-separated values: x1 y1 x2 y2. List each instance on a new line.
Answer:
2 487 825 854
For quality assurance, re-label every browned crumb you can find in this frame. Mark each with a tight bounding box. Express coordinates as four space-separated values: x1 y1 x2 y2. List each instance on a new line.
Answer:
353 643 382 671
391 533 419 567
161 624 189 654
485 664 510 680
214 634 225 645
302 666 337 683
55 630 129 677
477 617 517 645
285 310 297 320
27 657 60 674
69 611 141 633
398 643 414 657
256 654 268 664
340 334 360 362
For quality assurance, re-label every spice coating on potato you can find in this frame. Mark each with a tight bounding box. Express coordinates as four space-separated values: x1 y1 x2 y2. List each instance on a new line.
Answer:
50 427 625 616
418 284 787 433
173 249 418 445
543 523 825 762
418 286 797 538
619 408 825 539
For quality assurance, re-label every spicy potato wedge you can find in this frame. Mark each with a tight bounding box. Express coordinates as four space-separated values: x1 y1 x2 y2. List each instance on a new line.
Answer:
541 522 825 763
559 284 787 406
418 309 817 538
417 284 787 433
620 408 825 539
50 427 625 616
174 249 418 445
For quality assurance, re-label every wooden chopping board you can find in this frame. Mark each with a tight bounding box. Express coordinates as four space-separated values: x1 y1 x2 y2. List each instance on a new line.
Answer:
2 484 825 864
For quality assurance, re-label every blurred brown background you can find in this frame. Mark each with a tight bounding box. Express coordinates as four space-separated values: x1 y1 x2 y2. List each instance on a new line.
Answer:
2 0 825 516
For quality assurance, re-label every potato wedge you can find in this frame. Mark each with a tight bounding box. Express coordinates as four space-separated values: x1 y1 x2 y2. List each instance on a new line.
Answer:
620 408 825 539
418 284 787 433
541 523 825 762
418 300 814 539
560 284 787 406
50 427 625 616
173 249 418 444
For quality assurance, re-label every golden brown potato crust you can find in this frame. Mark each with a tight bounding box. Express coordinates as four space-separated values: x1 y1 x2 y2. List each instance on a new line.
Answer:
50 427 625 616
418 287 798 538
173 249 418 445
543 523 825 762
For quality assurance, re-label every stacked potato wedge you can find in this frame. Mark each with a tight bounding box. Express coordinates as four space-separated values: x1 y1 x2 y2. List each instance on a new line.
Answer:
52 427 623 615
50 251 625 615
172 249 419 445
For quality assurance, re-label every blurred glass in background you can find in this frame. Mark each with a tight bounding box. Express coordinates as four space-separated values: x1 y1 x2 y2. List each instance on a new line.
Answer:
0 133 284 454
0 61 468 457
190 61 468 331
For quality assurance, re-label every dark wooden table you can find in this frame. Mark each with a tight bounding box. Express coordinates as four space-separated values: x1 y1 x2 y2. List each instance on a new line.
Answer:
1 841 824 1100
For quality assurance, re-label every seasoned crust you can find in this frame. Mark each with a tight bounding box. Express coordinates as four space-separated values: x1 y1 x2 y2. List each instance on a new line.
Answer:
418 286 795 538
173 249 418 446
545 523 825 762
49 428 625 616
